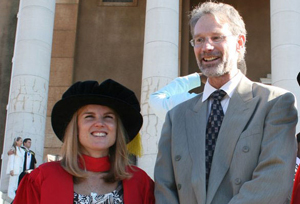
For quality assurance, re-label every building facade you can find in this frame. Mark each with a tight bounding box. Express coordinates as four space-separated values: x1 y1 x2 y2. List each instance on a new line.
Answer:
0 0 299 194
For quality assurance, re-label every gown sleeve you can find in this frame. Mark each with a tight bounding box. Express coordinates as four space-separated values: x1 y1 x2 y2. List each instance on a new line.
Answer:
123 166 155 204
291 168 300 204
13 168 42 204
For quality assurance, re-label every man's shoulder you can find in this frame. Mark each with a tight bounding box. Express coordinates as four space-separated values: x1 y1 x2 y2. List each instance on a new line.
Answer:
239 76 292 99
171 94 202 111
252 81 292 99
29 150 35 156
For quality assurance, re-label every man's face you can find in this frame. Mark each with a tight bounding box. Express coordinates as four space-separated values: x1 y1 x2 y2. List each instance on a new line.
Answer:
24 140 31 149
192 14 241 77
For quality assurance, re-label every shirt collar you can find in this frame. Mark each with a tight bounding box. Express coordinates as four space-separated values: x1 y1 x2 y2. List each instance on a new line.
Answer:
202 70 243 102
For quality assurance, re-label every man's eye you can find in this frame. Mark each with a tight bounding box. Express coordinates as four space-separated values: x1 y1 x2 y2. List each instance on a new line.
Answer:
211 36 222 41
196 38 204 43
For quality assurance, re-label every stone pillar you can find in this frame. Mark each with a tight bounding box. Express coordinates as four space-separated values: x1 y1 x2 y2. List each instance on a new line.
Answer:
44 0 79 162
139 0 179 178
0 0 56 192
0 0 20 162
270 0 300 132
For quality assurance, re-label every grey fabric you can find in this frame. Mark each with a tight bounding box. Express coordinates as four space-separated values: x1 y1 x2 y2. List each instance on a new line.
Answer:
154 75 298 204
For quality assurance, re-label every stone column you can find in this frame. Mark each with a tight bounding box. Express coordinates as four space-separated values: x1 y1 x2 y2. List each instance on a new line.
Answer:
0 0 55 192
270 0 300 132
139 0 179 178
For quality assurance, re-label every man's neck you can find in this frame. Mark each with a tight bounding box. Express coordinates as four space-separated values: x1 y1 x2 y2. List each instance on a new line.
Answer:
208 69 238 89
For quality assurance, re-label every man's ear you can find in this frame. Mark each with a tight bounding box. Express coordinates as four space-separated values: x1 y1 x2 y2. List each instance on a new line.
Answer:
236 35 246 52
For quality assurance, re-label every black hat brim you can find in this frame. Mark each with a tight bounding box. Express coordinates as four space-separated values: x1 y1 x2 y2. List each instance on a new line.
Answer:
51 94 143 142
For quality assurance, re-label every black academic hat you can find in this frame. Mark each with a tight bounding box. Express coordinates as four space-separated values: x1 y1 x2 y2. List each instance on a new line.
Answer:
51 79 143 143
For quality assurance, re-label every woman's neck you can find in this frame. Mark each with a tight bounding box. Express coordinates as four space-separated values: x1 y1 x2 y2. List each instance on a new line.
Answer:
79 154 111 172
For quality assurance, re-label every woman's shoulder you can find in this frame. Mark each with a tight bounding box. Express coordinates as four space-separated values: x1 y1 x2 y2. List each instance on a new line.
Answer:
123 166 154 203
28 161 60 175
27 161 71 182
126 165 153 181
38 161 71 175
127 165 145 174
38 161 61 169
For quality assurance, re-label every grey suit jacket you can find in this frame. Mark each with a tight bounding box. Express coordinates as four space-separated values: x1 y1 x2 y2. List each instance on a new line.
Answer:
154 76 298 204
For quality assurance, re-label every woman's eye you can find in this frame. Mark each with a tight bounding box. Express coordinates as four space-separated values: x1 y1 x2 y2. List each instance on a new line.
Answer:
105 115 114 119
85 115 94 118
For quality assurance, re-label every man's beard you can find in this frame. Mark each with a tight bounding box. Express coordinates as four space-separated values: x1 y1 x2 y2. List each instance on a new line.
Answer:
198 59 229 77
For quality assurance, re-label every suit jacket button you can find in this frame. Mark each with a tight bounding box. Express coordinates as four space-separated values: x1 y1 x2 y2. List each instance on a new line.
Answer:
177 184 182 190
175 155 181 161
242 146 249 152
235 178 241 185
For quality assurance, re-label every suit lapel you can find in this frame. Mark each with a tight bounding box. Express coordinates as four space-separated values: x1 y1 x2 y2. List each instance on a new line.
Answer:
206 77 259 204
186 94 208 203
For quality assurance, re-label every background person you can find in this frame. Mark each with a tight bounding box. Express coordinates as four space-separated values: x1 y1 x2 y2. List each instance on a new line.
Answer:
6 137 24 199
14 79 154 203
154 2 297 204
18 138 36 185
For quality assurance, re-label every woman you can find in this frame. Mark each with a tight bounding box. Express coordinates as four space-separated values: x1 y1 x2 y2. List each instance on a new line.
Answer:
6 137 24 199
14 79 154 203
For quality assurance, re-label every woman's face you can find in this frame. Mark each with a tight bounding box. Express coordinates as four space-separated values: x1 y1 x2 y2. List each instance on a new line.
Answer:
77 104 117 157
16 138 22 147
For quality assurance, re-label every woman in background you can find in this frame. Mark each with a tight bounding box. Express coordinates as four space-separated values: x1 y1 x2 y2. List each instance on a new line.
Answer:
6 137 24 199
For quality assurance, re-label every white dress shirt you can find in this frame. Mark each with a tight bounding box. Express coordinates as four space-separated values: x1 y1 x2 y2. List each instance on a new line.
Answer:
202 70 243 119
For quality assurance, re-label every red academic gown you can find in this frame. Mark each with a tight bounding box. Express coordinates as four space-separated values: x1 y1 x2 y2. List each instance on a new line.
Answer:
292 168 300 204
13 161 155 204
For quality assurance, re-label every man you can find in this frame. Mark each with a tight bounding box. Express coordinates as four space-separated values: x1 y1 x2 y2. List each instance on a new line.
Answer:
154 2 298 204
18 138 36 184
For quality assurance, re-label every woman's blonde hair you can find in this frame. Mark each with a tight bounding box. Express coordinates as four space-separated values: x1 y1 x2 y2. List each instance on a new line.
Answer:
60 108 131 183
12 137 22 155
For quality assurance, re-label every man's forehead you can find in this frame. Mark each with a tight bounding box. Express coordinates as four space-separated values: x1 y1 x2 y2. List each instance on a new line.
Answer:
194 14 231 36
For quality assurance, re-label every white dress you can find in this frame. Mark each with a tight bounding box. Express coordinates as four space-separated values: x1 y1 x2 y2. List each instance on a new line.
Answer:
6 147 25 199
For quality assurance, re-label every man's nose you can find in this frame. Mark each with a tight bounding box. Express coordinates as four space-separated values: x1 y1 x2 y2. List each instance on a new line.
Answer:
201 39 214 50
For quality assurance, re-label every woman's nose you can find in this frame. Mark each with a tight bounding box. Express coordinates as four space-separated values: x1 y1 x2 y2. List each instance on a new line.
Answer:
94 117 105 127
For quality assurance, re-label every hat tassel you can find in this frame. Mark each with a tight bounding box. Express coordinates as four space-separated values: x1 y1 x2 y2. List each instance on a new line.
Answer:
127 133 143 157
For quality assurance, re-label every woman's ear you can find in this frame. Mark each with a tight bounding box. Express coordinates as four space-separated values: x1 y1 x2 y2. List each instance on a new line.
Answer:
236 35 246 52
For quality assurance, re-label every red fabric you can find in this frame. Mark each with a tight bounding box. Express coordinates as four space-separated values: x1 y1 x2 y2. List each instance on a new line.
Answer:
78 155 110 172
291 168 300 204
14 161 154 204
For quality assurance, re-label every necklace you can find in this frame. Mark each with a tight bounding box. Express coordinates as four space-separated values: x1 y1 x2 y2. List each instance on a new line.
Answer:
79 154 111 172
